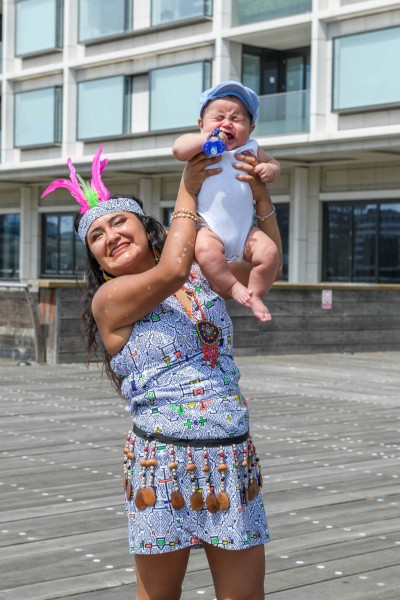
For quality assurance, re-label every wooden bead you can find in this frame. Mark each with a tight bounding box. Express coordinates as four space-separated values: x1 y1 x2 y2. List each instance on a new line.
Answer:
143 487 156 506
190 491 203 511
168 462 178 470
217 491 230 510
185 463 197 472
171 490 185 510
147 458 158 467
242 460 248 467
217 464 228 472
126 481 132 500
139 459 149 467
202 465 211 472
206 493 220 514
248 479 259 501
135 488 147 510
127 451 135 460
123 447 129 455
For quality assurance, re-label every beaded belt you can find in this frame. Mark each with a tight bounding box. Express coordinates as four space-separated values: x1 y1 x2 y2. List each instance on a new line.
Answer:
124 425 262 514
131 422 249 447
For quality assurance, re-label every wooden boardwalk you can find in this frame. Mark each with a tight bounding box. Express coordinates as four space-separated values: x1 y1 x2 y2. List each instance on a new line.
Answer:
0 352 399 599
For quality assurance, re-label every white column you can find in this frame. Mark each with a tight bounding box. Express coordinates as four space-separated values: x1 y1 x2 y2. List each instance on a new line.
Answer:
306 167 322 283
20 188 39 282
290 167 309 283
139 178 154 217
212 0 232 83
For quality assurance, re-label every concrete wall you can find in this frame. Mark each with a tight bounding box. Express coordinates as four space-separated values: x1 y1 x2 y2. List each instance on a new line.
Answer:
10 283 397 365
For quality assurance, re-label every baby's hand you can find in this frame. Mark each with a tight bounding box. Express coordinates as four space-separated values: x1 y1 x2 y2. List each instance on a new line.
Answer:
218 131 228 146
254 162 278 183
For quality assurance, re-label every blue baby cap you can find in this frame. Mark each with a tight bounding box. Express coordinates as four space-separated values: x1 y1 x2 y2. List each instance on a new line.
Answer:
199 80 259 124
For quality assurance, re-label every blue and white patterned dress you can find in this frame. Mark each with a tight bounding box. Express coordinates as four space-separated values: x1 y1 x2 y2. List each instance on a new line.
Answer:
111 264 269 554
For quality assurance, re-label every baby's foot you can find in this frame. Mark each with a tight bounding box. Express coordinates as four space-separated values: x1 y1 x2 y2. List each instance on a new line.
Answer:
230 281 253 307
248 296 272 322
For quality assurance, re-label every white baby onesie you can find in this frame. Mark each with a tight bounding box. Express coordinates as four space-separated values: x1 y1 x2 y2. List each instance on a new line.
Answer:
197 138 258 261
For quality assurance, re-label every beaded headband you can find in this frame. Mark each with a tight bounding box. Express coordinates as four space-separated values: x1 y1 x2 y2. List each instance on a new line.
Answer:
41 146 145 243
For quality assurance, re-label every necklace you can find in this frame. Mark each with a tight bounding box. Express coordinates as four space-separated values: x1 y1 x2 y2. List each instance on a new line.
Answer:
174 285 221 368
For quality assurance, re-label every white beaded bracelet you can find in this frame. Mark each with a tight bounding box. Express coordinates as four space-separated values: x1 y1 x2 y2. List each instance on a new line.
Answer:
255 205 276 221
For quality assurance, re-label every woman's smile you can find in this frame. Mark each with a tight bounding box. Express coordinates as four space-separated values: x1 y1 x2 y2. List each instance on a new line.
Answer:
110 241 131 257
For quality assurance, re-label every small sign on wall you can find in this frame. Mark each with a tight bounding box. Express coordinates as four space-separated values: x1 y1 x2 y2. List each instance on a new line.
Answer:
322 289 333 310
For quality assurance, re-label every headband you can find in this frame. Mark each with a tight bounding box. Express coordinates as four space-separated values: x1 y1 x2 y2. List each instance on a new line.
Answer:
41 146 145 243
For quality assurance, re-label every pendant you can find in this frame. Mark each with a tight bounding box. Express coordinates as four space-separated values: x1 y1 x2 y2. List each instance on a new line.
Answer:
196 320 221 367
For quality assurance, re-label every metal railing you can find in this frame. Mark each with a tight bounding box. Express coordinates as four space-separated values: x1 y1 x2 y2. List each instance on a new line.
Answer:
255 89 310 136
232 0 312 26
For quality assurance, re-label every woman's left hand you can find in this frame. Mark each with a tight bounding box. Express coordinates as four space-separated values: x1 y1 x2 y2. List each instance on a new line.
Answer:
183 152 222 196
233 151 267 201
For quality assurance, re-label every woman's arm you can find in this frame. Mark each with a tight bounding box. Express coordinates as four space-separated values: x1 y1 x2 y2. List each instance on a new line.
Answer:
234 151 283 280
92 154 222 354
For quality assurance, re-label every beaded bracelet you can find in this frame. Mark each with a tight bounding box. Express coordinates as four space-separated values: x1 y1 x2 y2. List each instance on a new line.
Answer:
255 205 276 221
171 209 198 223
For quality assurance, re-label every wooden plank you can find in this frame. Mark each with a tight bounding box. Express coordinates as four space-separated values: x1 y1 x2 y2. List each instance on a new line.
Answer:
0 353 399 599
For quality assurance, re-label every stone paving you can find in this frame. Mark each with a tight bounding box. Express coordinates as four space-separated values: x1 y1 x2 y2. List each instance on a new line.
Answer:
0 352 399 599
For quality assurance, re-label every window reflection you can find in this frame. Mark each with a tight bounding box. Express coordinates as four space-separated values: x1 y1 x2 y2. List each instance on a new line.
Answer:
16 0 63 56
333 26 400 111
41 214 84 277
78 0 130 42
14 87 62 147
323 201 400 283
151 0 212 26
77 76 130 139
150 62 211 131
0 214 20 279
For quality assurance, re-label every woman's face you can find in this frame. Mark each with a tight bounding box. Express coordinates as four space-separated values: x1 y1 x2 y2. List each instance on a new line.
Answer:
87 211 155 277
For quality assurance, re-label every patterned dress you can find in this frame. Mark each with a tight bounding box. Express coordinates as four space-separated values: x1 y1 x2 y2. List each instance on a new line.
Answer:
111 264 270 554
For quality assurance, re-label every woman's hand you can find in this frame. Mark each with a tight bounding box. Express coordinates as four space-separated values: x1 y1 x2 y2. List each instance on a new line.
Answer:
233 151 266 200
183 152 222 196
234 151 283 280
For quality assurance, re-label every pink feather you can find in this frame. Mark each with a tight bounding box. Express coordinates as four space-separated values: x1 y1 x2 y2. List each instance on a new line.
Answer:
41 179 85 205
91 146 111 202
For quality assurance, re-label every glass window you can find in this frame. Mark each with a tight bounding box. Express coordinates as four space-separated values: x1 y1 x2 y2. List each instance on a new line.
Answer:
150 61 211 131
41 214 85 277
275 203 289 281
232 0 311 27
0 215 20 279
15 0 63 56
333 27 400 111
78 0 131 42
14 87 62 147
323 201 400 283
77 76 131 139
151 0 212 26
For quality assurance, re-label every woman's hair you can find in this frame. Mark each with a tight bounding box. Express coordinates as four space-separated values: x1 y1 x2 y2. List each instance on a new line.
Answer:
74 194 167 392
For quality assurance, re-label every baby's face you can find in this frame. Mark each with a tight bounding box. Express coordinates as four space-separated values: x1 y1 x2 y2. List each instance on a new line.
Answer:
199 96 255 151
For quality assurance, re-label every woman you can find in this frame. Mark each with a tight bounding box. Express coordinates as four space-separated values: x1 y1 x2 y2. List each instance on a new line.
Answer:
41 146 282 600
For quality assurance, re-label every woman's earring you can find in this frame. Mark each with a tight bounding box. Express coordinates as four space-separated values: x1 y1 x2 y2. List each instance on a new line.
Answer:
100 268 113 281
150 243 160 264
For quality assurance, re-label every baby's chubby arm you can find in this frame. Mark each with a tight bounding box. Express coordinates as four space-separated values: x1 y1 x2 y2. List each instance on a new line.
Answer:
173 131 228 161
172 133 210 162
254 147 281 183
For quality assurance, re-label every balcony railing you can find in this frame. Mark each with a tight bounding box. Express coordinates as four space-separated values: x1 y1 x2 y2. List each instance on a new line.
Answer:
255 89 310 136
232 0 312 27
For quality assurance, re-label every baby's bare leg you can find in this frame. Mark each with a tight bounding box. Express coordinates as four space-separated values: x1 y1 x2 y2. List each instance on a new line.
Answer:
243 227 279 322
195 228 252 305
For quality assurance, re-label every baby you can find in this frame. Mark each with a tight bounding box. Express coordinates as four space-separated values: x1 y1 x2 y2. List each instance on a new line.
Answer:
173 81 280 321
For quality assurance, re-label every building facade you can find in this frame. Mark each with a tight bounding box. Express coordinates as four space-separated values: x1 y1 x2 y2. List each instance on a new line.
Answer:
0 0 400 361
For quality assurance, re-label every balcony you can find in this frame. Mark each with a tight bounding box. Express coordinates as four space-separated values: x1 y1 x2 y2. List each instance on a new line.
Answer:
232 0 312 27
256 90 310 136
